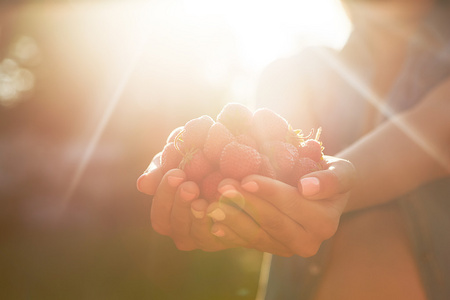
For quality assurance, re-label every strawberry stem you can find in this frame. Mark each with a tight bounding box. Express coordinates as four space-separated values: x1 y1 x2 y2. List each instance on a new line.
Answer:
304 128 315 140
315 127 322 141
174 129 186 155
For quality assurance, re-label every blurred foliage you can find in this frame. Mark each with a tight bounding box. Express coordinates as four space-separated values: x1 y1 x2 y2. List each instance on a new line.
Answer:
0 1 262 299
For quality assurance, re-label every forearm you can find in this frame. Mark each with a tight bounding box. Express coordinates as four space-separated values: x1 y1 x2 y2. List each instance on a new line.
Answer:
339 92 450 212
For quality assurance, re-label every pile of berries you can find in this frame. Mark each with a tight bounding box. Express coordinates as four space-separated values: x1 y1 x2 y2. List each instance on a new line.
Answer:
160 103 325 202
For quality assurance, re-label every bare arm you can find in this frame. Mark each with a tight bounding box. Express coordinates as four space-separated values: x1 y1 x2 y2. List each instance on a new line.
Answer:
256 54 449 213
339 78 450 212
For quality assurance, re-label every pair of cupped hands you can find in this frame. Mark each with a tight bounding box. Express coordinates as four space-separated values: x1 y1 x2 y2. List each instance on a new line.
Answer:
137 153 356 257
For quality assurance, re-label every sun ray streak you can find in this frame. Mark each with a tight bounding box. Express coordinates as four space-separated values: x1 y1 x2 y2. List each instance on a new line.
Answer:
57 11 151 217
315 48 449 171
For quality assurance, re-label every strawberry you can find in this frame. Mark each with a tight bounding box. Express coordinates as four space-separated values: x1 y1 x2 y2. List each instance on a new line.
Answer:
178 115 214 153
298 127 324 162
203 122 235 164
251 108 289 143
235 133 258 150
258 154 277 179
180 149 213 183
288 157 323 186
220 141 262 180
216 102 253 135
298 139 323 162
160 142 183 174
260 140 299 180
200 170 224 202
166 126 184 144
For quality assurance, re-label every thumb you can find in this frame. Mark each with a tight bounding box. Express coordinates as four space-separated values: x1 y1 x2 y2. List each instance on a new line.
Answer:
137 168 164 195
137 152 163 195
298 157 357 200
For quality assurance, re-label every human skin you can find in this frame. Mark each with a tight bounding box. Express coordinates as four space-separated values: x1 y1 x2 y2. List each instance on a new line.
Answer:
137 76 450 256
303 81 450 300
137 155 355 257
137 0 450 257
339 78 450 212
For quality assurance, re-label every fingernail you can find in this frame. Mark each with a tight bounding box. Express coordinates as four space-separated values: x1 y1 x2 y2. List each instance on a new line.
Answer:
167 175 184 188
300 177 320 197
218 186 245 209
208 208 226 221
218 185 239 198
241 181 259 193
180 187 196 202
211 226 225 237
191 207 205 219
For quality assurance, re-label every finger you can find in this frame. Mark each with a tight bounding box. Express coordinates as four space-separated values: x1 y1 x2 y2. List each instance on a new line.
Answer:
207 202 296 256
238 175 306 218
237 175 340 245
137 152 163 195
169 181 200 251
147 152 162 171
137 168 164 195
209 223 283 254
150 169 186 235
190 198 209 220
189 199 246 251
207 191 312 256
298 156 357 200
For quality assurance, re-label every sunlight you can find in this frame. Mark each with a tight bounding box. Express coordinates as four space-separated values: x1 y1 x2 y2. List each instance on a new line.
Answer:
0 38 36 108
179 0 351 102
182 0 351 71
315 48 449 171
51 0 351 213
57 1 153 214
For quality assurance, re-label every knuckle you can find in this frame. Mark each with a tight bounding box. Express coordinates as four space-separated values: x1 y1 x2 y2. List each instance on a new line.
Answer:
279 198 300 214
297 243 321 258
248 229 267 246
191 234 216 249
151 222 171 236
290 238 321 258
174 240 196 251
315 218 339 240
260 214 286 232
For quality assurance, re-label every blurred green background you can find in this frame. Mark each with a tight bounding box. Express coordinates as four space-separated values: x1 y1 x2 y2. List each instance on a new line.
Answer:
0 0 348 299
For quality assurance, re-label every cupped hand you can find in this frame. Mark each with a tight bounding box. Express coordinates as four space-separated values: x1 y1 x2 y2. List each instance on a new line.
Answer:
137 155 249 251
205 156 356 257
137 154 356 256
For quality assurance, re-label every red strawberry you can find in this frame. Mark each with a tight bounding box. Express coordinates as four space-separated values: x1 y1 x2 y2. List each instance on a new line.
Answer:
180 149 213 183
166 126 184 144
178 115 214 153
260 140 299 180
160 142 183 174
203 122 235 164
235 133 258 150
200 171 224 202
298 139 324 162
220 141 262 180
288 157 323 186
251 108 289 143
216 102 253 135
258 154 277 179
